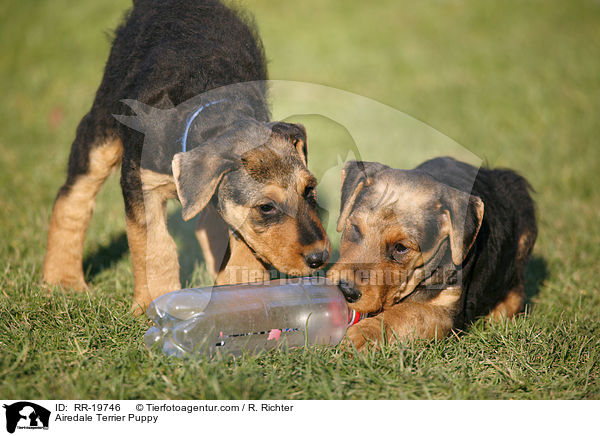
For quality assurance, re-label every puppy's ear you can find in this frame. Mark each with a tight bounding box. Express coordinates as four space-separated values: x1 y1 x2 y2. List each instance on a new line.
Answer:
271 122 308 166
172 149 238 221
336 161 388 232
441 186 484 265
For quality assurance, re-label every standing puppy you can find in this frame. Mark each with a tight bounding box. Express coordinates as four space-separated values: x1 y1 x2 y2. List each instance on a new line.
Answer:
43 0 329 311
328 157 536 349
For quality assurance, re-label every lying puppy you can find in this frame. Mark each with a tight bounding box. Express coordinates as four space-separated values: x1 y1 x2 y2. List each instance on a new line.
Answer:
328 157 536 349
43 0 329 311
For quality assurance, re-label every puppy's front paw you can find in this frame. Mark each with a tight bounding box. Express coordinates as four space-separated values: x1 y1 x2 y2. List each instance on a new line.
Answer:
345 325 368 351
131 301 148 317
345 320 383 351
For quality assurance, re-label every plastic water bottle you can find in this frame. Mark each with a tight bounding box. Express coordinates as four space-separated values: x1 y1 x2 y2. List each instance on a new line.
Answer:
144 277 362 357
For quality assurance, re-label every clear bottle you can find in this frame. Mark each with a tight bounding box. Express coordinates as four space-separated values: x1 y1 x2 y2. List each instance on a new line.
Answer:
144 277 361 357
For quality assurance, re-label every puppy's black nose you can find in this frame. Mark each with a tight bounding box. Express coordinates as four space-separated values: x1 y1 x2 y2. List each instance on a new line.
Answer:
304 249 329 269
338 279 362 303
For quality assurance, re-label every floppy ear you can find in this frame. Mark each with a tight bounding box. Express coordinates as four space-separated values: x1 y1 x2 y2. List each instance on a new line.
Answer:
172 149 237 221
441 186 484 265
336 161 388 232
270 122 308 166
291 123 308 165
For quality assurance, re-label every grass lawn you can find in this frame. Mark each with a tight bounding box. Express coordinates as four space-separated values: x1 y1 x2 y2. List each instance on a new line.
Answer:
1 0 599 399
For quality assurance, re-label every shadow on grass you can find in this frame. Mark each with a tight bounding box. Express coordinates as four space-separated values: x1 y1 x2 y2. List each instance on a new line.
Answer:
83 232 129 280
166 210 208 287
82 212 209 287
524 255 548 307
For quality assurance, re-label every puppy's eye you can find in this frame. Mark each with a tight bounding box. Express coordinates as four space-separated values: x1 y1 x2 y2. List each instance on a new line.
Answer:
394 243 408 253
257 203 276 214
390 243 409 261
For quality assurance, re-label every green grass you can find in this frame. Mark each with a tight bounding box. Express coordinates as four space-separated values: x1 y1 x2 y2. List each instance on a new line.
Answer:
1 0 599 399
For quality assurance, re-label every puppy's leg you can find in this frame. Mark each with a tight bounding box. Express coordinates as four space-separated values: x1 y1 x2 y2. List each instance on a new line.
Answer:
215 234 268 285
346 303 455 350
195 203 230 280
43 113 123 290
488 284 525 320
123 168 180 314
488 226 533 321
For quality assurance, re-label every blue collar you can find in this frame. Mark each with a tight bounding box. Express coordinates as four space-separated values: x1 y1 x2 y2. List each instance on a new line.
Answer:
180 98 228 152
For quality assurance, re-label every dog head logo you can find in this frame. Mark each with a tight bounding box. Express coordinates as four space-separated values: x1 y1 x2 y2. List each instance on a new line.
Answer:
3 402 50 434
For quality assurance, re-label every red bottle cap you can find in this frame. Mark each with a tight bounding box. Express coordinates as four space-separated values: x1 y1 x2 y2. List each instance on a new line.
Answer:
347 309 362 327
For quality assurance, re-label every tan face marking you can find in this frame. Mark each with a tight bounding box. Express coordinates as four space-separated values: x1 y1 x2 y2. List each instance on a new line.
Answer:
261 184 287 205
219 148 329 276
329 178 451 314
